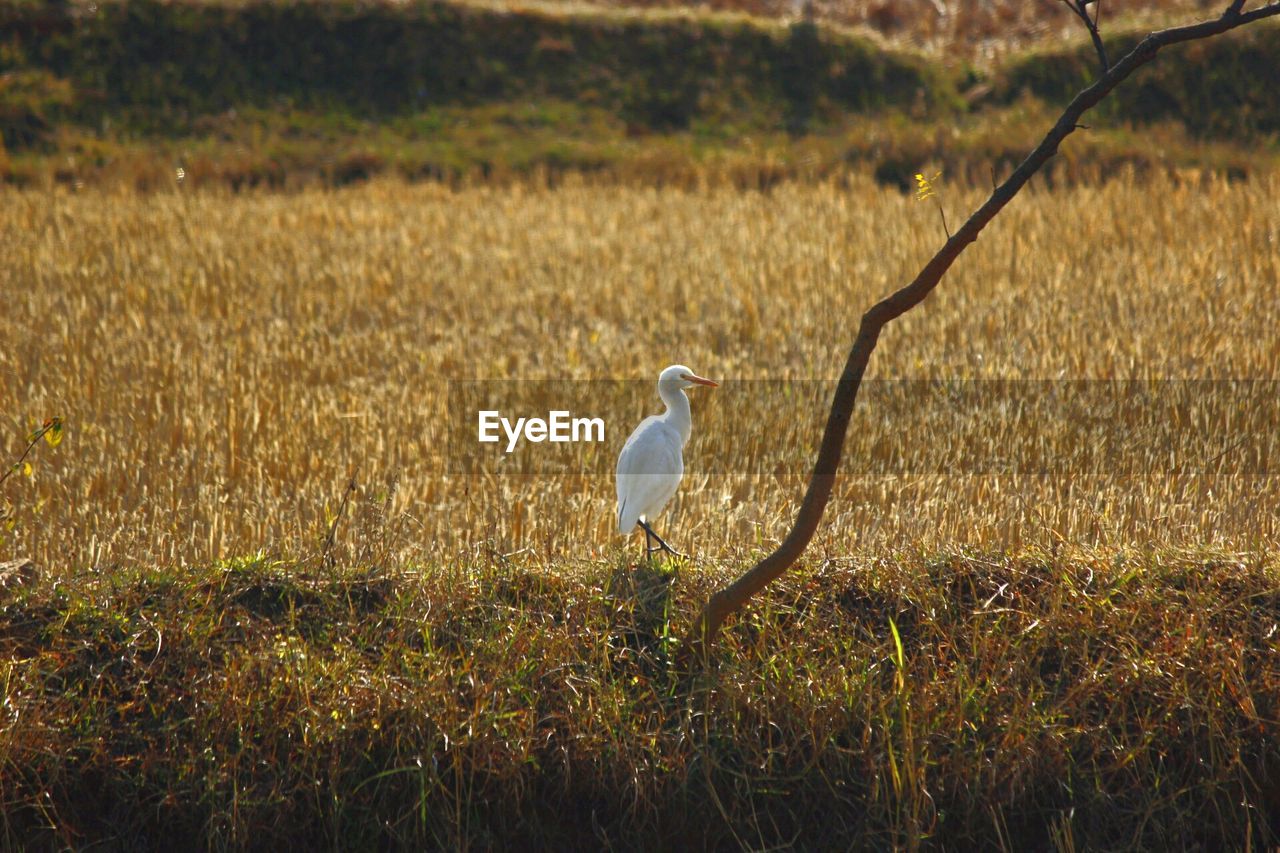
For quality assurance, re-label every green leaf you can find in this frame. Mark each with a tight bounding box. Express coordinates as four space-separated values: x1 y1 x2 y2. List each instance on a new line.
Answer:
888 616 905 671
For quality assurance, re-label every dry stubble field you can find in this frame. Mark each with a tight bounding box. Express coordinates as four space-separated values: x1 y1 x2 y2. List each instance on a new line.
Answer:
4 173 1279 568
2 173 1280 847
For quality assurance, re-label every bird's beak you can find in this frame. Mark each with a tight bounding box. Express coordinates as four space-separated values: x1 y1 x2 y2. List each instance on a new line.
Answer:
681 373 719 388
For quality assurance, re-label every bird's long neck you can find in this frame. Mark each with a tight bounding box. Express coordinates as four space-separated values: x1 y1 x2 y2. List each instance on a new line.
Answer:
659 386 692 446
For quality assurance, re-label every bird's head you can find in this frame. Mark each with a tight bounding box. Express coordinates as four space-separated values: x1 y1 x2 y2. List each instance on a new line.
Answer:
658 364 719 392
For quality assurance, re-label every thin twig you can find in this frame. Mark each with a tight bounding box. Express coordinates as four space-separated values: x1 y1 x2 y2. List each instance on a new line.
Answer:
1059 0 1110 72
0 419 60 492
933 196 951 239
322 475 358 570
1199 433 1250 470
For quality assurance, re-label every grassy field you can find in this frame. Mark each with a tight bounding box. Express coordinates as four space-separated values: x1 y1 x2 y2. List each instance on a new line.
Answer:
2 173 1279 846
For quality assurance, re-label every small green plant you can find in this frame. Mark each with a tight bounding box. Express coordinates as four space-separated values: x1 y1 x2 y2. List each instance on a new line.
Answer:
914 168 950 236
0 417 62 491
1 417 63 546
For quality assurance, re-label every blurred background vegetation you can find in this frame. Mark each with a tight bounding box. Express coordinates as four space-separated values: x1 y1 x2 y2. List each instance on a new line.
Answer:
1 0 1278 189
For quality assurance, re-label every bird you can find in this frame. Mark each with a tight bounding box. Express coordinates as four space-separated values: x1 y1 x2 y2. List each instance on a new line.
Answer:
615 364 718 559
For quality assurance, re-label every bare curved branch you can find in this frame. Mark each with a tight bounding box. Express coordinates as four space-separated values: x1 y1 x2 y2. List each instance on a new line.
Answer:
680 0 1280 667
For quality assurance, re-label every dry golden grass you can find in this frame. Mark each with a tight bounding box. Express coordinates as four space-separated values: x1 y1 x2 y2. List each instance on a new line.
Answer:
3 171 1278 573
3 173 1280 847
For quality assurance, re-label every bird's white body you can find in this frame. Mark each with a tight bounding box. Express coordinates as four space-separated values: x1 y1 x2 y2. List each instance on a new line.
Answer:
615 365 716 541
616 417 686 534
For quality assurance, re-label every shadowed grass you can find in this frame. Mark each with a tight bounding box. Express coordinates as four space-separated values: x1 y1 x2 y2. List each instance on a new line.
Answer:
5 96 1273 192
1 550 1277 847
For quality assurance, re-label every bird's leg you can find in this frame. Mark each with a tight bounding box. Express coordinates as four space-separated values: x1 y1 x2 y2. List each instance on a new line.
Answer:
639 520 661 559
638 519 682 558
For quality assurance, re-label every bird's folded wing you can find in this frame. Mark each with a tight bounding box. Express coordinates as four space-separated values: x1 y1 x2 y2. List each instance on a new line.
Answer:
616 420 682 477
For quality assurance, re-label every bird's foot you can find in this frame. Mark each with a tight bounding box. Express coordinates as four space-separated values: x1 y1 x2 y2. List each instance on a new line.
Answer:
638 520 683 559
645 544 685 562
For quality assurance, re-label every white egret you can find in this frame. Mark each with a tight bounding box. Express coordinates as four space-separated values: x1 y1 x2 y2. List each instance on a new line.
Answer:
615 364 718 558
